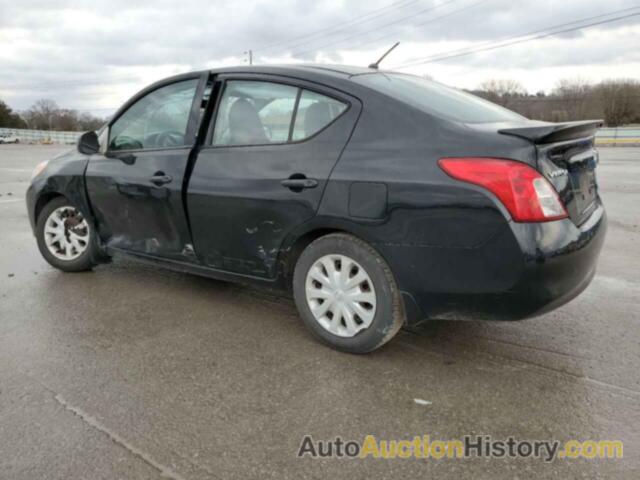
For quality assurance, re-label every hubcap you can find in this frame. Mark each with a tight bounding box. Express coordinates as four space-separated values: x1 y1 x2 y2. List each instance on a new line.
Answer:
44 206 90 261
305 254 377 338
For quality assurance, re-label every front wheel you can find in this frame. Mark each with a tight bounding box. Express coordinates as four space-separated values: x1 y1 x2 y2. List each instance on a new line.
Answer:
293 233 405 353
36 197 98 272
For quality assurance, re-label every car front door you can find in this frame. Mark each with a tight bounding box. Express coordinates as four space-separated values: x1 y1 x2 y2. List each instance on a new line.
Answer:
187 75 361 278
86 74 207 261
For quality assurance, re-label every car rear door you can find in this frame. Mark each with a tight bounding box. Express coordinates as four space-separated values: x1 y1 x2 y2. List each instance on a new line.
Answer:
187 74 361 278
85 73 208 261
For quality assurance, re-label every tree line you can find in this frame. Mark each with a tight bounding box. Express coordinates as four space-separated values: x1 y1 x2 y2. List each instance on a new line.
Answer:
0 99 107 131
2 78 640 130
469 78 640 127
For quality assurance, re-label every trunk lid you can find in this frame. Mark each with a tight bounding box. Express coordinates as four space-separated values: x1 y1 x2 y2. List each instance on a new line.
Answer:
499 120 603 226
498 120 603 144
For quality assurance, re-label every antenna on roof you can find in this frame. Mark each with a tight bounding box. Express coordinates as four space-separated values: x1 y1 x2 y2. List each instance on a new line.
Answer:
368 42 400 70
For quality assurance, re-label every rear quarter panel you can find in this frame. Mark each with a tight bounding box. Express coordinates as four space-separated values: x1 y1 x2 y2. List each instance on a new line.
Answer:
315 87 537 303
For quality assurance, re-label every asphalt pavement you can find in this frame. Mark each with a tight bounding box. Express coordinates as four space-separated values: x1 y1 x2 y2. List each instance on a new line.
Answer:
0 144 638 479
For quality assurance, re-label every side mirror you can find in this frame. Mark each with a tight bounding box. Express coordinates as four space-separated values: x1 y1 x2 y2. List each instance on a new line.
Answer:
77 131 100 155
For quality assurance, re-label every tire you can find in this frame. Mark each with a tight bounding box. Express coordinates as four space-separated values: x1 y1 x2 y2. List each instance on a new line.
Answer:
293 233 405 353
36 197 98 272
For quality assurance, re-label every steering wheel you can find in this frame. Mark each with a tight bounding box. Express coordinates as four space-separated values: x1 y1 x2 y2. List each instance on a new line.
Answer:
156 130 185 148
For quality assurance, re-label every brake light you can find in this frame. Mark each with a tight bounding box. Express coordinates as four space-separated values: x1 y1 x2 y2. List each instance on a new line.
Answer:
438 157 568 222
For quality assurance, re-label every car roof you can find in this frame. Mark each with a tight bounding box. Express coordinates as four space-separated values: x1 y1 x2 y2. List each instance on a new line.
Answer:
148 64 393 95
206 64 384 83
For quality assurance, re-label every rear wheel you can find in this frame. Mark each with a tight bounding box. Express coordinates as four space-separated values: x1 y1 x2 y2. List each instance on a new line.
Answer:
36 197 98 272
293 233 404 353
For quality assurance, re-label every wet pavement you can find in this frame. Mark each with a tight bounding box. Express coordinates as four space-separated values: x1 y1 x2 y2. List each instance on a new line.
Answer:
0 144 638 479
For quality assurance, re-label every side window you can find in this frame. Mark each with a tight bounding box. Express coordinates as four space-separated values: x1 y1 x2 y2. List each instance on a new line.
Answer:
212 81 298 146
109 79 198 151
291 90 347 141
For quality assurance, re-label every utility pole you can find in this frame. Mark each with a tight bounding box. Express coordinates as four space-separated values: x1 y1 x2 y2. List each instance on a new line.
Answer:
244 50 253 65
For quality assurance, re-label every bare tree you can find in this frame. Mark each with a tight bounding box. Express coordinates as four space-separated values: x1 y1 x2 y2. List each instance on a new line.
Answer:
78 112 107 131
552 78 592 120
596 80 640 127
21 99 107 131
23 99 60 130
478 79 527 107
470 78 640 126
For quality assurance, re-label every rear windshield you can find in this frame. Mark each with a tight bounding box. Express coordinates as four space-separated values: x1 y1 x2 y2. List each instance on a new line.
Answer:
353 73 525 124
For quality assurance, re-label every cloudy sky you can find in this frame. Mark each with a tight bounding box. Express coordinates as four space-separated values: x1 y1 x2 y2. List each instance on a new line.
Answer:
1 0 639 116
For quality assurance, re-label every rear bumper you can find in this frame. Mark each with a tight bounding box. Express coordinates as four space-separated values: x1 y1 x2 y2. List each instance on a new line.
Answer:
392 201 607 323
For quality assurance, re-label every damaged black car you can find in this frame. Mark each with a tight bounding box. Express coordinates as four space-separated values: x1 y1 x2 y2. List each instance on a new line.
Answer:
26 65 607 353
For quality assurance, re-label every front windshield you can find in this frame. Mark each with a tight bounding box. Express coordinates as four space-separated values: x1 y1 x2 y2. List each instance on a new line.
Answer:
353 73 526 124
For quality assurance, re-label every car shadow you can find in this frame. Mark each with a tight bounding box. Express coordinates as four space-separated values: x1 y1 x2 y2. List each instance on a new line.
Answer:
98 256 587 380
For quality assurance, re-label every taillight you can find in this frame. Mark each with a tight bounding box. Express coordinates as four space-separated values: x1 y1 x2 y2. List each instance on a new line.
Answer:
438 157 568 222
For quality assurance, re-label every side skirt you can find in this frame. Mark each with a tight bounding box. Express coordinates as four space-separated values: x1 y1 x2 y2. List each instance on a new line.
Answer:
106 247 284 289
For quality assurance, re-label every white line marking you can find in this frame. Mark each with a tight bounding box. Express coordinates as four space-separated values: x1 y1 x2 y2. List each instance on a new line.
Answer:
414 398 432 406
54 394 187 480
0 199 21 204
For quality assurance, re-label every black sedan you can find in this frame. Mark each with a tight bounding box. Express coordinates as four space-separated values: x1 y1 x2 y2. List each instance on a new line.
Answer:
26 65 607 353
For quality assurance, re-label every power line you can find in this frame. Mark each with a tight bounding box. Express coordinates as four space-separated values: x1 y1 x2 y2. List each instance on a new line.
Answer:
287 0 467 58
315 0 491 57
395 5 640 67
393 6 640 68
256 0 422 53
264 0 448 56
393 7 640 69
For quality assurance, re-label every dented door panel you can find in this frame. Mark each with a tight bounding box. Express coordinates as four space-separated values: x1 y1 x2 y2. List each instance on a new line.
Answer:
188 145 326 277
85 148 195 260
187 75 361 279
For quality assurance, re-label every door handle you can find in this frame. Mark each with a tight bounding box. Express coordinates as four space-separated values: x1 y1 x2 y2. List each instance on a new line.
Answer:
281 177 318 191
150 173 173 186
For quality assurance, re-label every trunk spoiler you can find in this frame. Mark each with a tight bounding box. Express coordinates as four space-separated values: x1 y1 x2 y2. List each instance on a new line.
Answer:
499 120 604 144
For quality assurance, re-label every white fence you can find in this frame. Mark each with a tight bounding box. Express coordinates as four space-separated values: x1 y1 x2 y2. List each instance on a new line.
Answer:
595 127 640 145
0 127 82 145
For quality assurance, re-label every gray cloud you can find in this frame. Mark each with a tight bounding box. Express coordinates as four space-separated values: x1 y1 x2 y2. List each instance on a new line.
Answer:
1 0 638 112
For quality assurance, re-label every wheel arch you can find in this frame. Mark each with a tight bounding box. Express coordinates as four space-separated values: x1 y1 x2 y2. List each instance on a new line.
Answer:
280 227 346 287
34 192 66 223
277 218 387 288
